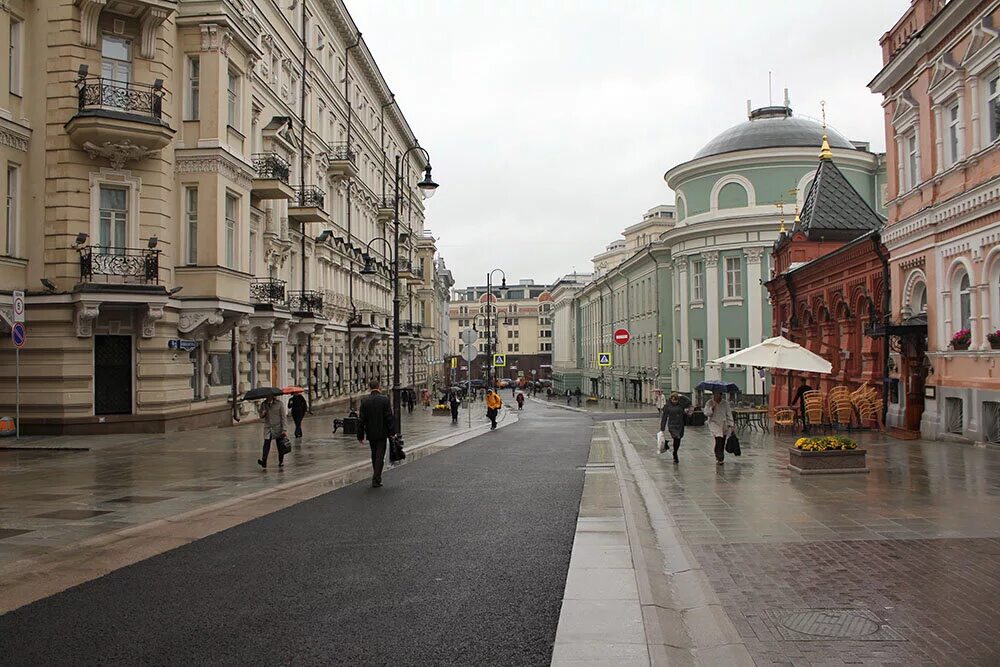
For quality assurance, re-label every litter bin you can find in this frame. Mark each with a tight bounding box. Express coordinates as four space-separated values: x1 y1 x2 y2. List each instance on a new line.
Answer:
340 416 358 435
0 416 14 437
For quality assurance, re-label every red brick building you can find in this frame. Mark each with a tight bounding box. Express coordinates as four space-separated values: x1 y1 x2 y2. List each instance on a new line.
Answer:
766 143 889 408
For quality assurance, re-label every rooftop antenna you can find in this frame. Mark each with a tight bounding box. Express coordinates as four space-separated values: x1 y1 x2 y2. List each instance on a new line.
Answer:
768 71 773 106
746 99 752 119
784 88 790 109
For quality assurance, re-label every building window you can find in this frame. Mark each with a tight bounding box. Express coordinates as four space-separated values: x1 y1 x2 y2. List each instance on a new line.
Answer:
726 337 742 368
227 69 240 128
725 257 742 299
988 72 1000 144
224 193 239 269
98 185 128 252
190 348 203 399
101 35 131 83
507 330 513 339
184 187 198 265
507 343 514 352
905 131 919 190
249 224 257 273
209 352 233 387
513 343 519 352
693 339 704 369
947 100 961 166
959 270 972 332
4 164 18 257
9 18 21 96
187 56 200 120
691 260 704 302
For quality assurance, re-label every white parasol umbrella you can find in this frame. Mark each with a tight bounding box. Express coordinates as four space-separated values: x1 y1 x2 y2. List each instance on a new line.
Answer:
713 336 832 373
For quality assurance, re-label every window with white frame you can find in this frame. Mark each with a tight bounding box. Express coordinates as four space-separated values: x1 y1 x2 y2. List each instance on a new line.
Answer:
725 256 742 299
249 222 257 274
224 193 239 269
987 72 1000 144
958 270 972 332
4 164 18 257
186 56 200 120
9 18 22 96
692 260 704 302
693 339 704 369
947 100 962 166
726 337 742 368
184 186 198 265
98 185 128 253
905 131 919 190
227 69 240 128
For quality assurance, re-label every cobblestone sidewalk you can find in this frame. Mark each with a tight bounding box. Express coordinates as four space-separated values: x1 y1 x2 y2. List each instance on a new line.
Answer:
618 419 1000 665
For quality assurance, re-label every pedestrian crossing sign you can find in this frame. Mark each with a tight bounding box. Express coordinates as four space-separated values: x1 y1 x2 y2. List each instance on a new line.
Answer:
598 352 612 367
493 354 506 367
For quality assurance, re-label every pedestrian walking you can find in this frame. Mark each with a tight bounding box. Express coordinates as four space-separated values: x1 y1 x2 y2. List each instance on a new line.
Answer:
653 389 666 414
486 389 502 430
357 380 395 488
288 392 310 438
421 388 431 410
449 390 460 424
703 390 734 465
405 388 415 414
658 392 693 463
257 395 288 470
516 392 525 410
574 387 582 406
565 389 572 405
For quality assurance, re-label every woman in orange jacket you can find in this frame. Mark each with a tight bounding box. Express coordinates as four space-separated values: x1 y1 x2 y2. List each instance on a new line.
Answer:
485 389 502 430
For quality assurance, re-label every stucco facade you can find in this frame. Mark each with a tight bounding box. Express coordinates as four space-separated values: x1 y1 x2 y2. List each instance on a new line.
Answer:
870 0 1000 442
0 0 447 434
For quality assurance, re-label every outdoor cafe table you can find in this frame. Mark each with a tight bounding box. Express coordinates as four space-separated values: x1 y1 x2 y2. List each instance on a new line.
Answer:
733 407 769 432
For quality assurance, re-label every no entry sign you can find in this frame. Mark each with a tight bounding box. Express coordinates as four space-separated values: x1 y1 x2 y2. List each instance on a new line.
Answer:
614 328 631 345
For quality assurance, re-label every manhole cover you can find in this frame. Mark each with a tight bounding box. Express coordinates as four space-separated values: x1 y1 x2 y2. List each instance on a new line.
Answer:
764 609 905 642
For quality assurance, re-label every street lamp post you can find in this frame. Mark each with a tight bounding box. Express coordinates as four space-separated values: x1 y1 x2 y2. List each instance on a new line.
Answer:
361 146 437 438
485 269 506 389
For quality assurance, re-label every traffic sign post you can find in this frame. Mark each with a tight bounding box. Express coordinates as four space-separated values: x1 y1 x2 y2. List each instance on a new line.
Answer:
12 290 24 323
614 328 630 345
598 352 612 367
11 321 25 440
493 354 506 367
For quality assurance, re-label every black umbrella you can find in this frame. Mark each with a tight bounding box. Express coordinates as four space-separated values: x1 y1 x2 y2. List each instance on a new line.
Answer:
695 380 740 393
243 386 283 401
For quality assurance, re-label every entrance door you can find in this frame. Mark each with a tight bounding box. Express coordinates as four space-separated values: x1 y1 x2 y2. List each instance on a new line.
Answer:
902 338 927 431
95 335 132 415
590 378 599 396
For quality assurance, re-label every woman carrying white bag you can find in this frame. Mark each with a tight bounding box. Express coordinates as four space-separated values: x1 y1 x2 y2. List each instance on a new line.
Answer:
657 392 693 463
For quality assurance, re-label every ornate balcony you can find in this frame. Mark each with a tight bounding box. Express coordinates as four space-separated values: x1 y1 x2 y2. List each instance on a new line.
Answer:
377 195 395 224
80 246 160 285
288 185 329 223
287 290 324 316
251 153 294 200
250 277 286 306
398 259 425 284
65 77 175 168
327 142 359 179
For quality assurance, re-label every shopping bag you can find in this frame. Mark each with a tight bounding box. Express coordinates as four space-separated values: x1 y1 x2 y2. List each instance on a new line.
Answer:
656 431 666 453
725 433 741 456
389 435 406 463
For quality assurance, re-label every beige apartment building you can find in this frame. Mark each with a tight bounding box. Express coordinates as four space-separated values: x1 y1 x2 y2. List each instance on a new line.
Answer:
447 280 555 384
0 0 448 434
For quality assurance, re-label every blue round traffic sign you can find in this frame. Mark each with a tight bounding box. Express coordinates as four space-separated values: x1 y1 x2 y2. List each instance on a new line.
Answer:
11 322 25 348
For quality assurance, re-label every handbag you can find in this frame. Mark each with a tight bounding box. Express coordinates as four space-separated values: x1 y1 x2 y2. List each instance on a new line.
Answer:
388 435 406 462
725 433 741 456
277 436 292 456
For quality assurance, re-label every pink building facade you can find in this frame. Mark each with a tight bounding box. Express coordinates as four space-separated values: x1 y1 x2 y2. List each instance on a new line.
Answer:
871 0 1000 442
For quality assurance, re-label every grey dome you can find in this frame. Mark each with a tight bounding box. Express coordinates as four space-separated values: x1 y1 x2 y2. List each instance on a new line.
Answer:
694 106 856 159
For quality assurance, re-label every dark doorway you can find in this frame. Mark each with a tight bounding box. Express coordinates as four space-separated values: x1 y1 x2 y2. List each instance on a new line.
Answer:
95 335 132 415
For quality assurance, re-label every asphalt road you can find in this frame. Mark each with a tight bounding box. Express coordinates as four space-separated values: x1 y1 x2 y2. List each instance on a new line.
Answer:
0 403 592 666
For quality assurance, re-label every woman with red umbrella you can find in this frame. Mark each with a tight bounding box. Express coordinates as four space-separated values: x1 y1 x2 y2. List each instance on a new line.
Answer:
284 386 310 439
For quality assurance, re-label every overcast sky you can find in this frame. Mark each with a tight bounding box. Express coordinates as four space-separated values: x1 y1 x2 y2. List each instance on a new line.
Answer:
347 0 909 290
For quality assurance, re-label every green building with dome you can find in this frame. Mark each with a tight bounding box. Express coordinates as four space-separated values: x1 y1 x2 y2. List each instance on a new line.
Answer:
552 105 887 402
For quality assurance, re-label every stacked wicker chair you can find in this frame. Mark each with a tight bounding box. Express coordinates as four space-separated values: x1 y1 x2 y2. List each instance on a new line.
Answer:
828 386 854 430
851 383 882 430
801 390 827 432
772 406 796 433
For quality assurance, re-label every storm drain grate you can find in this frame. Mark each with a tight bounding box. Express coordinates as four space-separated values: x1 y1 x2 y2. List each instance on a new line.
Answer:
765 609 905 641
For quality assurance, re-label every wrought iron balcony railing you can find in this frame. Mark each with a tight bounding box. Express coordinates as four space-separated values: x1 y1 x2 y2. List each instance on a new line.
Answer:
251 153 291 183
80 246 160 284
292 185 325 208
328 142 357 163
287 290 324 315
77 77 164 120
379 195 395 210
250 277 286 305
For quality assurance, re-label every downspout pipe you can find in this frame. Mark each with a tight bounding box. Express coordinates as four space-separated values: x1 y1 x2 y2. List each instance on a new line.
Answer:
299 0 311 407
872 231 891 427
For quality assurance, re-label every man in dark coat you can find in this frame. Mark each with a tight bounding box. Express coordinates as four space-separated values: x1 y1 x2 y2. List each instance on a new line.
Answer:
357 380 395 488
288 392 309 438
793 377 813 431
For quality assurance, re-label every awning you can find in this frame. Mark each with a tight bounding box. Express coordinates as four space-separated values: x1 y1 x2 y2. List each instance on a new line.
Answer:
866 313 928 338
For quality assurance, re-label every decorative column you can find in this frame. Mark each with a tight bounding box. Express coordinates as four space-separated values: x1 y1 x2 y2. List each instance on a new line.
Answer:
745 247 764 391
941 290 953 351
978 278 993 350
703 251 720 381
933 104 944 175
968 75 981 155
677 257 690 393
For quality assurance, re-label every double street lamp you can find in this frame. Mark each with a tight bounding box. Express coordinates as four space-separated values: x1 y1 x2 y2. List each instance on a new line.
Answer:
484 268 506 389
359 146 438 437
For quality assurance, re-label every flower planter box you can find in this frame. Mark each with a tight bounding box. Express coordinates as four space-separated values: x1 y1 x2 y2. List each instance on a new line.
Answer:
951 342 970 351
990 340 1000 350
432 407 450 416
788 447 869 475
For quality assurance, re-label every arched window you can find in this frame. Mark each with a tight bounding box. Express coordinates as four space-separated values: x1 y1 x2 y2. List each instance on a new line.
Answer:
911 282 927 315
676 194 686 221
959 272 971 331
718 182 749 209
